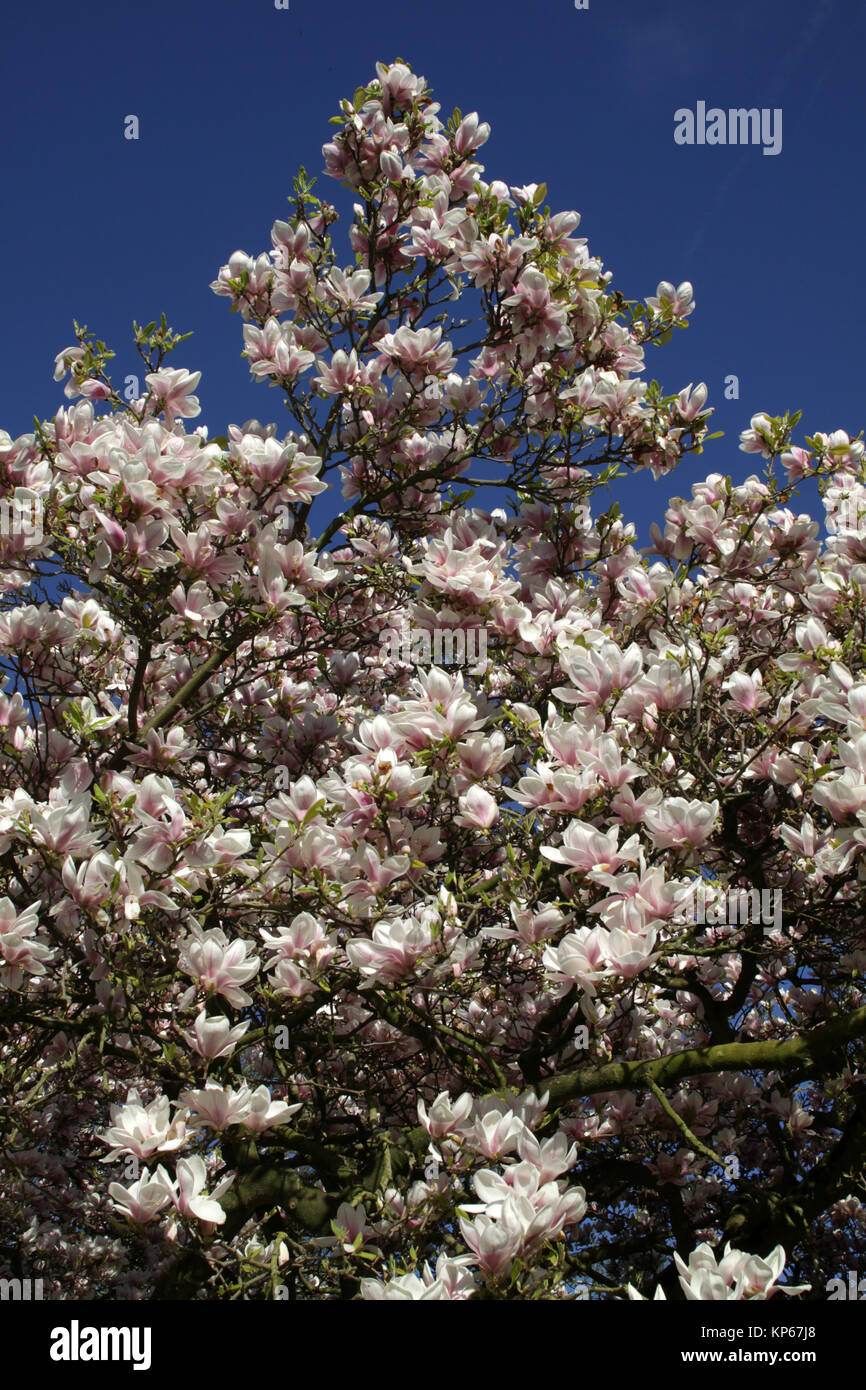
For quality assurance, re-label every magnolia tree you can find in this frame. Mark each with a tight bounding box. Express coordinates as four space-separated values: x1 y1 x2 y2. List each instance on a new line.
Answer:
1 60 865 1303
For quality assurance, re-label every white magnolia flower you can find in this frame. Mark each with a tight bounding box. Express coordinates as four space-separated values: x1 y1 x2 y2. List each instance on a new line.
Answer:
98 1089 187 1161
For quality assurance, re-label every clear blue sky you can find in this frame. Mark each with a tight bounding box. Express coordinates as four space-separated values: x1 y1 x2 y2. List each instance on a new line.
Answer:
1 0 862 539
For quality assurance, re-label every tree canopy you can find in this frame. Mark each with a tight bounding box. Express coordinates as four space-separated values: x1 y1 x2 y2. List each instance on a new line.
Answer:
1 59 865 1302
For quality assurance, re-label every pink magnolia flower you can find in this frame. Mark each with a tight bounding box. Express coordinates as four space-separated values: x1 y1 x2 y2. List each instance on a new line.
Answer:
615 659 694 717
676 381 710 422
53 344 86 382
179 1082 254 1131
457 1211 523 1277
510 183 542 205
144 368 202 423
346 916 435 984
543 926 610 994
98 1089 187 1161
455 785 499 829
453 111 490 155
643 798 719 850
169 582 228 629
502 267 572 354
27 793 99 857
376 325 455 379
578 734 643 789
738 412 777 457
178 924 260 1008
76 378 112 401
360 1254 478 1301
155 1156 233 1225
604 925 661 979
180 1009 250 1060
108 1174 173 1225
723 670 769 713
554 639 643 710
778 813 830 859
0 897 54 987
91 508 126 551
460 1173 585 1266
243 319 316 380
270 959 318 998
482 900 565 944
260 912 335 970
417 1090 474 1140
314 1202 373 1254
313 348 361 395
646 280 694 318
512 763 597 813
811 772 866 821
674 1242 810 1300
541 822 641 877
464 1103 527 1161
374 59 426 112
589 854 682 928
243 1087 302 1134
517 1131 578 1182
323 267 381 314
359 1271 445 1300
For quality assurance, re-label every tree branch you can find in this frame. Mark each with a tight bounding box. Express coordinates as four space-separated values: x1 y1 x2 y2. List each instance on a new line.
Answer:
107 623 255 770
542 1004 866 1110
218 1166 335 1242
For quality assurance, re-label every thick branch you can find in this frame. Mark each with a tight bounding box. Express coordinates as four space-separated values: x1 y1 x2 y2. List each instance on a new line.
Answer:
218 1166 335 1242
541 1004 866 1110
385 1006 866 1169
127 639 152 735
107 624 255 770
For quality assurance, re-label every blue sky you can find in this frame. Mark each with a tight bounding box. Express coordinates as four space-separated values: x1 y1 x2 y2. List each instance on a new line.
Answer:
1 0 862 542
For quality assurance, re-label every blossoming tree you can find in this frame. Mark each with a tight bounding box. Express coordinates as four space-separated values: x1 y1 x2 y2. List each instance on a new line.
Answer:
1 59 864 1302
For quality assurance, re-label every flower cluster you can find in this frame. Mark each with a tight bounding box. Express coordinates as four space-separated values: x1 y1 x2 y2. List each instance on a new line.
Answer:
0 59 861 1301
